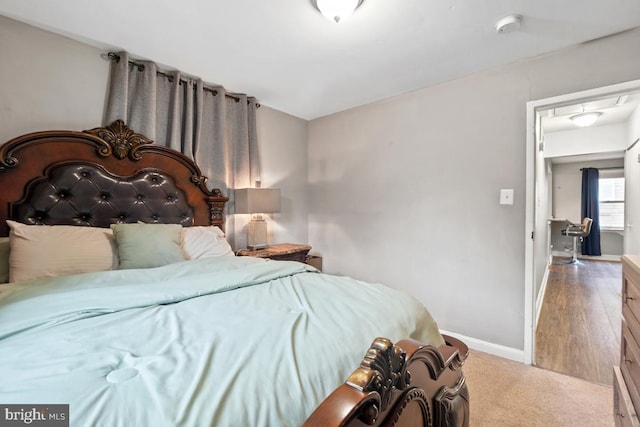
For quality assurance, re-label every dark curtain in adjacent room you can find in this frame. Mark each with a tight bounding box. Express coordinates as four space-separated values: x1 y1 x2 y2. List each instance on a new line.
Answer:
581 167 601 256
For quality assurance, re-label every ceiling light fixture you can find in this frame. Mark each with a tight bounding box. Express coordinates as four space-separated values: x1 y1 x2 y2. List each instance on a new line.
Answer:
570 111 602 127
311 0 364 23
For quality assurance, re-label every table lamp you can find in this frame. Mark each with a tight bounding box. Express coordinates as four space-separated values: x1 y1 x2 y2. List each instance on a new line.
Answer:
235 184 280 250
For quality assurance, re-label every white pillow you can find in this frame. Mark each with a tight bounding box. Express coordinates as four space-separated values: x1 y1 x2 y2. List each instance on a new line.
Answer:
7 220 118 283
181 226 234 259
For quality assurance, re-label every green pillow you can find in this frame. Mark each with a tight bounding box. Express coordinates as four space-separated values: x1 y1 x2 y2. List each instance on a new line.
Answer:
110 223 184 269
0 237 9 283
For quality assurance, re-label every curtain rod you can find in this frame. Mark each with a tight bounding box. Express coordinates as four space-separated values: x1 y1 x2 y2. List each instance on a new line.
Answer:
580 167 623 171
106 52 260 107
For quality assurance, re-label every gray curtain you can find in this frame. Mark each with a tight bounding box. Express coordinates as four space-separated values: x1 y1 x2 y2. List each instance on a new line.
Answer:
103 52 260 247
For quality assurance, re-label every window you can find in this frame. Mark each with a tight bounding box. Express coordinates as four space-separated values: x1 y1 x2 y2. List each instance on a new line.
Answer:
599 175 624 229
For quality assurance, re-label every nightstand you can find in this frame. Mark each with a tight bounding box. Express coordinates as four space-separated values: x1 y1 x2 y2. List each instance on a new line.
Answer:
236 243 312 263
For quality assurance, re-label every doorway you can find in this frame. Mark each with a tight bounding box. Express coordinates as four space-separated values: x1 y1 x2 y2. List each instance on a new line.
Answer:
524 79 640 371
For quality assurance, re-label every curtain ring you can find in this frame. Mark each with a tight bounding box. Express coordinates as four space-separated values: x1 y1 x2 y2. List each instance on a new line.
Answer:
107 52 120 63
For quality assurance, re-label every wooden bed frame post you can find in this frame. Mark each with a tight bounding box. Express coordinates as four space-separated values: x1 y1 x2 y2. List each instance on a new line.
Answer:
304 335 469 427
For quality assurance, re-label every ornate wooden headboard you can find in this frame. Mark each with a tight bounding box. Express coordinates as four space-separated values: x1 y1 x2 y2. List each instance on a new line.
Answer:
0 120 228 237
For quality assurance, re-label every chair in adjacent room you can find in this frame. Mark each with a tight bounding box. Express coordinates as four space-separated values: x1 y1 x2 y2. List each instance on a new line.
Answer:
561 217 593 264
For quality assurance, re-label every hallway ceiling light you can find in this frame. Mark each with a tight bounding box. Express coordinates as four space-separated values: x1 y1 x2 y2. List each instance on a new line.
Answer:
570 111 602 127
311 0 364 23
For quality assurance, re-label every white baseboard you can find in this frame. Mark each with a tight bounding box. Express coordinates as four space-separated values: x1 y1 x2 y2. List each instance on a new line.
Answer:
551 250 621 262
535 267 550 327
439 329 525 363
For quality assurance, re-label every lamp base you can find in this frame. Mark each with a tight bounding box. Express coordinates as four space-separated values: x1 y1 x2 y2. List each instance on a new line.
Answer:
247 217 268 250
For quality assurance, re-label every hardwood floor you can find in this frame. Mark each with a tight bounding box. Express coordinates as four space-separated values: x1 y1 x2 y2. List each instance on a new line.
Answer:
535 257 621 386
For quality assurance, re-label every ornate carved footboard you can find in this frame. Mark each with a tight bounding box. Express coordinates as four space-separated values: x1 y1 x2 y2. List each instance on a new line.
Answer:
304 335 469 427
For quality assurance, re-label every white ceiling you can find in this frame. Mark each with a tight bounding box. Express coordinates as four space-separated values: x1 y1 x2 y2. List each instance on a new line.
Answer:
542 92 640 133
1 0 639 119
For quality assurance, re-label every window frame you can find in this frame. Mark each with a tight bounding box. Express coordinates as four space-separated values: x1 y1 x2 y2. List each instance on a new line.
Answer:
598 171 625 231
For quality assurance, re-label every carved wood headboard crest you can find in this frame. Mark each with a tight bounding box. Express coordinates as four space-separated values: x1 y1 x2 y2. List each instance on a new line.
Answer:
85 119 153 161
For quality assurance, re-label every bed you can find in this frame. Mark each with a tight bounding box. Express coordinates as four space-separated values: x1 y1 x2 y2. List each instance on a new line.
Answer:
0 120 469 427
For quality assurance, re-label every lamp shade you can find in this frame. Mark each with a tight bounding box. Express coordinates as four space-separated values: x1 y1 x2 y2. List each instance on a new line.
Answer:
235 188 281 214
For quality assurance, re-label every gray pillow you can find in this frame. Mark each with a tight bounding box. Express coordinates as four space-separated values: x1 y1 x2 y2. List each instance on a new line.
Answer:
110 223 184 269
0 237 9 283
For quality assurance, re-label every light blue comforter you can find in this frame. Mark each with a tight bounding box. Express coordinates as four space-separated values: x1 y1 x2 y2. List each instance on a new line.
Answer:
0 256 443 427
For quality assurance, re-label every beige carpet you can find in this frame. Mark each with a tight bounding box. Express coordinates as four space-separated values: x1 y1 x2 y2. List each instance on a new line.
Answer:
464 350 614 426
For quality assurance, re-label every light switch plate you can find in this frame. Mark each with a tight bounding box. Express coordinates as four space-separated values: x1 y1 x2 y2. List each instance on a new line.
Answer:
500 189 514 205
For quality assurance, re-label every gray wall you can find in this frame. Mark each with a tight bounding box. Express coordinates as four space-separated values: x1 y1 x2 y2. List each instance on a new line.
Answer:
308 28 640 351
550 159 625 257
255 107 309 247
0 15 309 248
553 159 625 221
0 15 107 139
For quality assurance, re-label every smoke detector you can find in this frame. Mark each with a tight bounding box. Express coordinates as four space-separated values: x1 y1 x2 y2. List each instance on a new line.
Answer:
495 15 522 33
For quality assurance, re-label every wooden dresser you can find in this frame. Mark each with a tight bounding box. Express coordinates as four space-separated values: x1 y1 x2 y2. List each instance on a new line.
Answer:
615 255 640 426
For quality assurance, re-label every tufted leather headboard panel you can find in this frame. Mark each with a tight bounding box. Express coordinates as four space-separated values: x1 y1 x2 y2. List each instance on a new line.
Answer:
13 163 194 227
0 120 228 236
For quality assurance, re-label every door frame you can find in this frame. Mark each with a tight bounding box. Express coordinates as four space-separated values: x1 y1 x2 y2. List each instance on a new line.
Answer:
524 78 640 364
